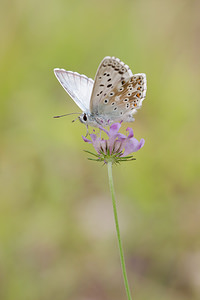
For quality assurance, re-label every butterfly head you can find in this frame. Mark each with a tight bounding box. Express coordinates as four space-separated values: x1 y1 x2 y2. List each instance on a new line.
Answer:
79 112 98 127
79 112 88 124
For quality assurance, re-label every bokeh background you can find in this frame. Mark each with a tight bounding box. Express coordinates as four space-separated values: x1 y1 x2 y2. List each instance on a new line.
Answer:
1 0 200 299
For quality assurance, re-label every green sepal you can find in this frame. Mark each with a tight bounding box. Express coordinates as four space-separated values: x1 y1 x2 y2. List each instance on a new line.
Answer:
84 150 99 157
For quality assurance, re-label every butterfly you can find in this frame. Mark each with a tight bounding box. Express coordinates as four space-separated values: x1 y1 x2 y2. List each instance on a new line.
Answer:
54 56 147 128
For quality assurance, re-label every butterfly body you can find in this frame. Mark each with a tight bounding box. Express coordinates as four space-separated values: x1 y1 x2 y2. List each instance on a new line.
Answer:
54 56 147 128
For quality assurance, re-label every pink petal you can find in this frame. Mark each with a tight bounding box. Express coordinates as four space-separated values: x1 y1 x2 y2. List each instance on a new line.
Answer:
90 134 97 143
109 123 121 136
100 140 107 153
82 136 92 143
122 138 145 156
126 127 134 138
99 126 109 136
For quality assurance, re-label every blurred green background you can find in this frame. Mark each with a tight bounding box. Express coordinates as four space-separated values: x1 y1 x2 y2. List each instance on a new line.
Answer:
1 0 200 299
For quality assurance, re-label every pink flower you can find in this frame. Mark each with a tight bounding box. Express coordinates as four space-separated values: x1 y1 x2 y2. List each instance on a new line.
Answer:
82 123 145 164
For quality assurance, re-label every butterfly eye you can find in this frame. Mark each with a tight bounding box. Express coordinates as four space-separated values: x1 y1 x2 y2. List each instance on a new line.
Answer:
127 93 131 96
109 92 114 96
123 98 129 102
114 107 118 111
111 102 115 105
83 114 87 121
104 99 108 104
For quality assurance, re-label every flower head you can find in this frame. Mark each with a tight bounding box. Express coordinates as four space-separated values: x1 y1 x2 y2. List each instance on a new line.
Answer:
82 123 145 164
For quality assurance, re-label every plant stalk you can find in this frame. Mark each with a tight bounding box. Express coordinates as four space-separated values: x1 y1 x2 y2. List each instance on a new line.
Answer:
107 161 132 300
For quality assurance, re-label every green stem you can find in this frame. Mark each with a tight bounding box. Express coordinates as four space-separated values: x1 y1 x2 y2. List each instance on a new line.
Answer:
107 161 132 300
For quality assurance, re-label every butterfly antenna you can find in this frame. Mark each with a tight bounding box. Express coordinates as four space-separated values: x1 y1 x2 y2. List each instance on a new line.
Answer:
72 116 80 123
53 113 80 118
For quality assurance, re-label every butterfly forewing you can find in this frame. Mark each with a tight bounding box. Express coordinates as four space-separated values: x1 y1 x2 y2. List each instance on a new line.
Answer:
54 69 94 112
90 56 133 114
97 73 147 121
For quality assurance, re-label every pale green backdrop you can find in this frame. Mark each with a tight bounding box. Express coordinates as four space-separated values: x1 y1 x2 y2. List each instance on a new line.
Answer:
0 0 200 299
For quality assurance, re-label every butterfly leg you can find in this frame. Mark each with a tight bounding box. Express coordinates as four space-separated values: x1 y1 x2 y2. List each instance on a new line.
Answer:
85 124 89 137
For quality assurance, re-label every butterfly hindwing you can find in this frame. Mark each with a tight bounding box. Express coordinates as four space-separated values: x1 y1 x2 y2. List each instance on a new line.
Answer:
54 69 94 112
97 73 147 121
90 56 133 114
